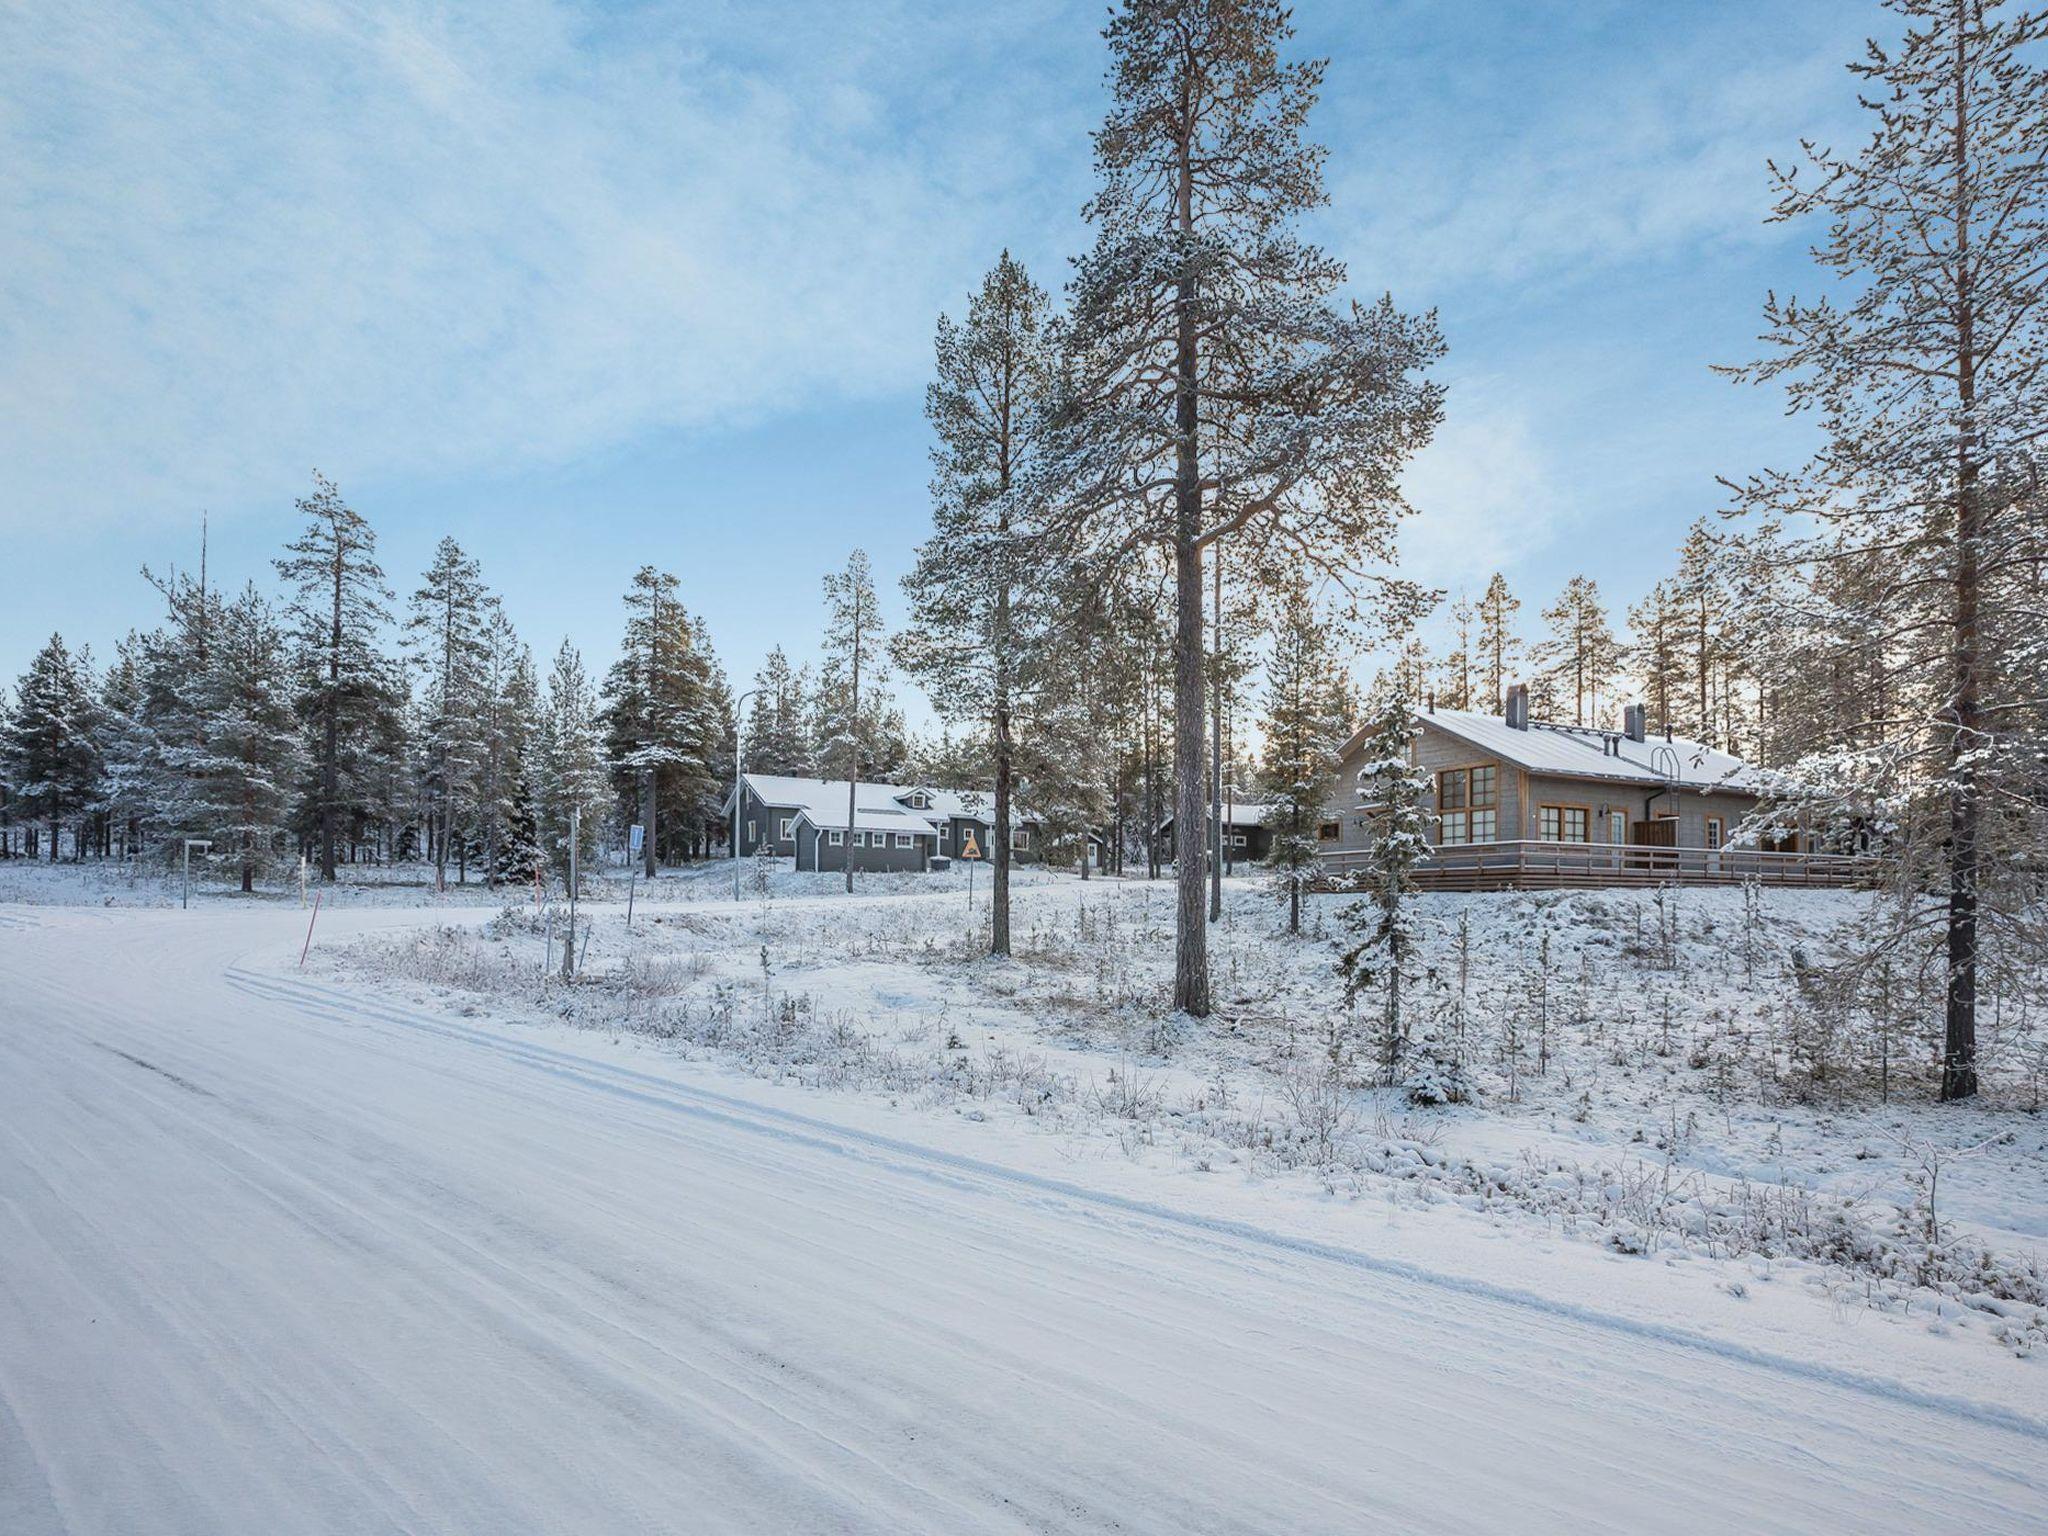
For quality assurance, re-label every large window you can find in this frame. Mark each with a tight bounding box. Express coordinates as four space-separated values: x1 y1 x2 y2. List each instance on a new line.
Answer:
1539 805 1589 843
1438 766 1498 845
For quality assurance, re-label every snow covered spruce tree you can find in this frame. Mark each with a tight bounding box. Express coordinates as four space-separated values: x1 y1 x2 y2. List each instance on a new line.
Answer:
1336 687 1432 1080
1 635 102 861
537 639 610 889
895 253 1054 954
817 550 891 893
604 567 728 872
404 536 494 888
472 607 531 890
1041 0 1444 1016
275 472 394 881
1721 0 2048 1099
1259 582 1350 933
184 586 303 893
744 647 814 777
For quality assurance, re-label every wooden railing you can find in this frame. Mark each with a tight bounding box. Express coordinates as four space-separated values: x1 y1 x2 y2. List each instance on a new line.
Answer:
1315 839 1873 891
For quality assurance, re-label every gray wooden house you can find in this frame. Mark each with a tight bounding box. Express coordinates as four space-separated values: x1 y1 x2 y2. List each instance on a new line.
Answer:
1319 687 1857 889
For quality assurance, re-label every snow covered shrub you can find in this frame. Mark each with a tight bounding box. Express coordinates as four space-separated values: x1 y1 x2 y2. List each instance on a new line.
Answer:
1402 1032 1476 1107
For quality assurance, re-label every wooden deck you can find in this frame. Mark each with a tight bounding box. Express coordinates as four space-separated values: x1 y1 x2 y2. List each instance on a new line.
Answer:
1315 839 1872 892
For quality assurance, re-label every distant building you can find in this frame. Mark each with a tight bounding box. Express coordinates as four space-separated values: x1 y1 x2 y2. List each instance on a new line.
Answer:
1317 686 1858 889
722 774 1039 874
1155 800 1279 868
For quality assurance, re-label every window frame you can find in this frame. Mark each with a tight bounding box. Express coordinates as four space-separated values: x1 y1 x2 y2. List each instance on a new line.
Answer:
1538 803 1591 844
894 832 913 849
827 829 845 847
778 816 794 841
1436 763 1500 846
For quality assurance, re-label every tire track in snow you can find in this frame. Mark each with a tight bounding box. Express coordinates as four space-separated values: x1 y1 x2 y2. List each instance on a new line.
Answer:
228 965 2048 1448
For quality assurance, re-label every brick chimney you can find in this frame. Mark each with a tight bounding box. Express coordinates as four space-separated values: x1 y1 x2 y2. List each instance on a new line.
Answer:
1505 683 1529 731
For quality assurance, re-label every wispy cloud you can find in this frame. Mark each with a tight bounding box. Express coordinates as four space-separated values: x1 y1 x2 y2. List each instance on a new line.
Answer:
0 0 1093 528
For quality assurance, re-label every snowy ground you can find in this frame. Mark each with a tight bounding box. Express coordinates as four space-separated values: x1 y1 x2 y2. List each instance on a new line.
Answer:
3 863 2046 1531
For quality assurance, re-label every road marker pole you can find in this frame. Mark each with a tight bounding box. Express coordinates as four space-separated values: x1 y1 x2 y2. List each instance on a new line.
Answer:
299 891 322 969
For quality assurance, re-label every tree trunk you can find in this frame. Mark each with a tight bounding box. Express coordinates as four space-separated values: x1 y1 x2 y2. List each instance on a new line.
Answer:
320 552 341 882
1209 542 1224 923
641 767 658 880
1943 18 1980 1102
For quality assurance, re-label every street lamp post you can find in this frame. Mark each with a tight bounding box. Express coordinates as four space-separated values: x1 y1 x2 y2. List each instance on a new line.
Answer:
732 687 765 903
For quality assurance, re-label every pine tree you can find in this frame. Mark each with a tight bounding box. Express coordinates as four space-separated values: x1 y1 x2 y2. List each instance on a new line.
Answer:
536 640 609 888
0 636 101 861
1533 576 1622 727
405 536 494 887
472 606 527 889
1440 595 1476 710
1721 0 2048 1098
896 253 1054 954
1043 0 1444 1015
276 471 394 881
818 550 890 893
1672 519 1729 745
1336 688 1432 1078
1476 573 1521 712
1627 580 1687 734
602 569 726 872
744 648 813 776
1259 584 1349 932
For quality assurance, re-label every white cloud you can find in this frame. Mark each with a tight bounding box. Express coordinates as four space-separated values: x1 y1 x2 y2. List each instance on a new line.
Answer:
1398 390 1571 593
0 0 1091 527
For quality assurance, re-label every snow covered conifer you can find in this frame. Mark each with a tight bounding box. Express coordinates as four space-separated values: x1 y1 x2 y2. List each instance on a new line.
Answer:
275 472 393 881
896 252 1054 953
817 550 890 893
537 640 610 888
1476 573 1521 713
1 635 101 861
1532 576 1622 727
1720 0 2048 1098
185 585 303 892
1336 687 1432 1078
744 648 813 777
405 536 494 887
1259 584 1349 933
1041 0 1444 1015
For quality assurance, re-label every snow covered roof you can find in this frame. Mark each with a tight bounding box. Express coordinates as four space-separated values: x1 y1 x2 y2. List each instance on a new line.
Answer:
728 773 1042 829
791 802 940 837
1338 708 1765 794
1156 801 1278 834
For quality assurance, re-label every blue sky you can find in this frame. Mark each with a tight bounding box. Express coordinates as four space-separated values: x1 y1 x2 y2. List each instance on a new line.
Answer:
1 0 1879 716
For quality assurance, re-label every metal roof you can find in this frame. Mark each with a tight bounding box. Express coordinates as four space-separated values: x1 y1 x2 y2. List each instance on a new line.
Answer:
1340 708 1765 795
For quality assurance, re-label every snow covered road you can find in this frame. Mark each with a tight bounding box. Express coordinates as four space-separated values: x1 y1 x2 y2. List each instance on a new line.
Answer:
2 905 2043 1534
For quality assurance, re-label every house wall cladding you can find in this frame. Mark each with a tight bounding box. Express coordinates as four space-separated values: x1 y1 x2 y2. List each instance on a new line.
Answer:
1327 722 1759 851
737 789 802 856
794 828 931 873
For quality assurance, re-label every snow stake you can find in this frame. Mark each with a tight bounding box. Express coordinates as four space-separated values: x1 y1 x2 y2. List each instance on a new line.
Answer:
299 891 322 969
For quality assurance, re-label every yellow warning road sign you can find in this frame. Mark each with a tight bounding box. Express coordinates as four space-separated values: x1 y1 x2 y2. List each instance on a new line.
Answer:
960 830 981 860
